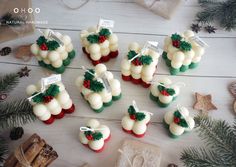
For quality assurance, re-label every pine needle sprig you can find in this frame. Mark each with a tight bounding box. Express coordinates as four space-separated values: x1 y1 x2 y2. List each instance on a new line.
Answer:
181 116 236 167
0 73 19 94
0 136 8 165
0 99 35 129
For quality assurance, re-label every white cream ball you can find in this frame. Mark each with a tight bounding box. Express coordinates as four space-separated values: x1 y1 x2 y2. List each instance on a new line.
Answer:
43 58 50 64
183 58 192 66
159 95 173 104
185 50 195 59
121 116 135 131
150 84 159 97
179 107 189 117
192 56 202 63
62 35 71 45
159 77 172 85
33 104 49 117
128 42 140 52
100 90 112 103
164 111 174 125
98 125 110 139
75 76 84 88
101 48 110 56
132 122 147 135
48 51 60 62
56 90 70 104
185 117 195 131
90 53 101 61
168 45 179 54
50 105 62 115
184 30 195 38
105 71 113 81
141 75 153 83
169 123 185 136
89 44 100 54
172 85 180 96
173 51 185 62
46 99 60 111
81 87 92 99
56 45 65 53
52 59 63 68
142 111 151 124
89 140 104 150
110 44 118 52
121 59 131 71
95 64 107 75
60 51 68 60
148 50 160 60
108 34 118 44
99 40 109 49
57 82 65 91
131 65 142 74
121 69 131 76
43 29 51 37
112 89 121 97
171 61 182 69
109 79 121 91
193 46 205 57
39 111 51 121
79 133 88 144
141 65 156 77
91 103 103 110
61 99 72 109
131 73 141 79
26 85 38 96
30 43 39 55
39 50 48 58
88 93 102 106
87 119 100 128
66 43 73 52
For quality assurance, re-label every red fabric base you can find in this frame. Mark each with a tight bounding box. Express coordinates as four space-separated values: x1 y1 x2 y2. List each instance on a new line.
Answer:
62 104 75 114
82 47 119 66
122 122 150 138
53 111 65 119
43 116 55 124
121 74 151 88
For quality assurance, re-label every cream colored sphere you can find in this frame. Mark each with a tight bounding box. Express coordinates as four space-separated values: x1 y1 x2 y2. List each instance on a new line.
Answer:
89 44 100 54
98 125 110 139
95 64 107 75
89 140 104 150
52 59 63 68
108 34 118 44
60 51 68 60
39 111 51 121
169 123 185 136
88 93 102 106
30 43 39 55
121 116 135 131
159 95 173 104
33 104 49 117
48 51 60 62
26 85 38 96
62 35 71 45
184 30 195 38
79 133 89 144
132 122 147 135
128 42 140 52
173 51 185 62
87 119 100 128
75 76 84 88
39 50 48 58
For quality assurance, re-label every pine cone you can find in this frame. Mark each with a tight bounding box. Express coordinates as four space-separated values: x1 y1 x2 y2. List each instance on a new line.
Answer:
1 47 11 56
10 127 24 140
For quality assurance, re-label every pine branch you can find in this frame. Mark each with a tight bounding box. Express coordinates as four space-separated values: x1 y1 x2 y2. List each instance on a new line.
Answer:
0 136 8 165
0 99 36 129
0 73 19 94
181 116 236 167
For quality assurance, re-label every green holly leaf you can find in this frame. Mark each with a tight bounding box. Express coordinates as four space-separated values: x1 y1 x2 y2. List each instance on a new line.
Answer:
139 55 153 65
128 105 136 115
171 33 182 41
45 84 60 97
99 28 111 37
87 34 99 44
36 36 47 46
32 92 44 103
174 110 181 118
180 119 189 128
92 132 103 140
158 84 165 92
127 50 138 60
180 41 192 51
167 88 176 96
84 69 95 80
135 112 146 121
90 80 104 92
46 40 60 50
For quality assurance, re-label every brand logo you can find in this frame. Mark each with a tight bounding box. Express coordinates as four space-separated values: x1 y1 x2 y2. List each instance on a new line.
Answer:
13 8 40 14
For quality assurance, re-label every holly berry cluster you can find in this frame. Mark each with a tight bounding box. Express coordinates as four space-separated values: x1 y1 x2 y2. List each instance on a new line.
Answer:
87 28 111 44
173 111 188 128
171 33 192 52
83 69 104 92
128 105 146 121
158 84 175 96
84 127 103 141
127 50 153 66
32 84 60 104
36 36 60 51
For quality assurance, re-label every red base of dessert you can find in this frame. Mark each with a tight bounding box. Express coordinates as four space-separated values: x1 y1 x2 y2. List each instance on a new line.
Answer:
43 104 75 125
122 128 146 138
82 134 111 153
121 75 151 88
82 47 118 66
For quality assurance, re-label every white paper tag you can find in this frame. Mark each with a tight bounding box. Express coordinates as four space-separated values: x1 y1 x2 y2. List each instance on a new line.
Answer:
100 72 111 92
190 36 208 47
48 31 64 46
41 74 61 91
98 18 114 29
132 100 139 112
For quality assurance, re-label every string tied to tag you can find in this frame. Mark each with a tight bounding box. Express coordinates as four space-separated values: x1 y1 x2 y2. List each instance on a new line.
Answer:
132 100 153 116
80 126 106 132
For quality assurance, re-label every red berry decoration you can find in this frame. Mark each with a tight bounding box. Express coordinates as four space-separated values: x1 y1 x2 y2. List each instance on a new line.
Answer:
132 58 141 66
43 95 53 103
83 80 91 89
40 43 48 50
161 90 170 96
174 117 180 124
130 115 136 120
172 40 180 48
86 134 93 140
99 36 106 43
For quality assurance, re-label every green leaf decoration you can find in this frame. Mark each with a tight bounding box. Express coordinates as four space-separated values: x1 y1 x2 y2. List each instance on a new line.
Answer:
32 92 44 103
135 112 146 121
138 55 153 65
174 110 182 118
166 88 176 96
84 127 92 136
174 110 189 128
171 33 182 41
180 41 192 51
99 28 111 37
87 34 99 44
92 132 103 140
127 50 138 60
128 105 136 115
36 36 47 46
47 40 60 51
90 80 104 92
84 69 95 80
158 84 165 92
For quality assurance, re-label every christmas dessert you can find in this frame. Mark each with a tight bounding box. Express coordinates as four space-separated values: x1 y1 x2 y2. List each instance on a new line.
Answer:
4 133 58 167
150 77 182 108
121 101 152 137
80 26 118 65
75 64 122 113
79 119 111 153
162 30 206 75
121 42 160 88
26 77 75 124
31 29 76 73
163 106 195 138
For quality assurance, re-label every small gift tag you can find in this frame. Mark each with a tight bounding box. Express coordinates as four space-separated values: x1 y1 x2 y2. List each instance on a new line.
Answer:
190 36 208 47
100 73 111 92
132 100 139 112
98 18 115 29
41 74 61 91
48 31 64 46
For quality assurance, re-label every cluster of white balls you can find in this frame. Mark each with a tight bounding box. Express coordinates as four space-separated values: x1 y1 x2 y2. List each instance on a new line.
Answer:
164 107 195 137
163 30 205 69
75 64 121 110
26 82 73 121
121 42 160 83
80 27 118 61
31 29 74 68
79 119 110 151
121 110 151 136
150 77 180 104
